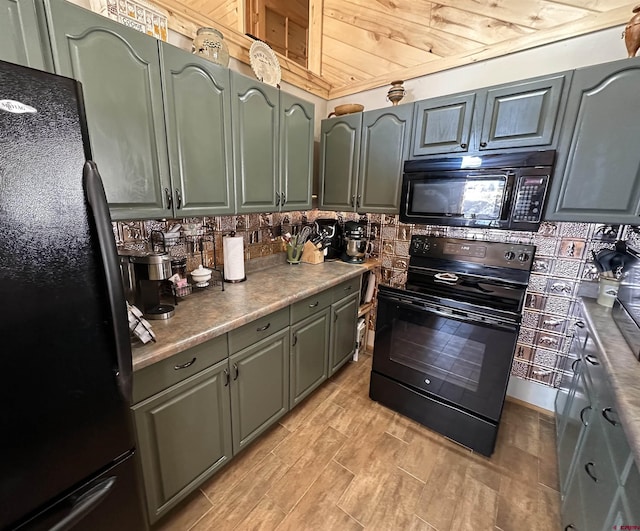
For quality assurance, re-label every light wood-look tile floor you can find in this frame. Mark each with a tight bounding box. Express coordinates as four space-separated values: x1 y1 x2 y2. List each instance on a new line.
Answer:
153 353 560 531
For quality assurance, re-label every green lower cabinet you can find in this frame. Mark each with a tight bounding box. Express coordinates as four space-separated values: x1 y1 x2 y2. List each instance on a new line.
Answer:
290 308 330 407
132 359 232 524
230 327 290 453
329 292 359 376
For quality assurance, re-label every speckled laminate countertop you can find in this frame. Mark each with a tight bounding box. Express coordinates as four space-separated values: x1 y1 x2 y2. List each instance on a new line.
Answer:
580 297 640 467
131 259 379 371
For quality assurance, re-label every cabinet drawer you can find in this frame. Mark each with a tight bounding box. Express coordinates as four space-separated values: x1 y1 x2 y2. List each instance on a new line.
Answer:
133 334 229 403
290 289 333 323
333 276 361 302
228 307 289 354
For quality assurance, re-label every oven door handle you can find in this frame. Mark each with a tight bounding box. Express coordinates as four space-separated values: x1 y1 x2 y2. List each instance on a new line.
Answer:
379 292 518 332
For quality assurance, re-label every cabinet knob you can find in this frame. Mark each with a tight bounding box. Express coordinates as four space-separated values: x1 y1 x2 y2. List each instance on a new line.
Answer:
174 357 196 370
281 192 286 207
232 363 239 381
602 407 619 426
275 192 280 206
479 141 488 148
584 462 598 483
351 195 356 207
460 143 467 149
223 368 230 386
164 187 173 210
175 188 182 210
292 332 298 347
579 406 591 427
356 195 361 209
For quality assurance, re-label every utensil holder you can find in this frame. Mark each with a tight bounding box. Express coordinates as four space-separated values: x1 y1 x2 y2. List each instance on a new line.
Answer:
301 241 324 264
597 275 620 307
286 243 304 264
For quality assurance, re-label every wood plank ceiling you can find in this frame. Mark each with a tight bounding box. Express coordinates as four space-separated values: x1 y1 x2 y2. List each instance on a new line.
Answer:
154 0 637 98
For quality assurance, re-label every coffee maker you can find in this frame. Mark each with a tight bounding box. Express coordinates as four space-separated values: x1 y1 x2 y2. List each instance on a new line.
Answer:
341 221 368 264
314 218 343 260
118 249 175 319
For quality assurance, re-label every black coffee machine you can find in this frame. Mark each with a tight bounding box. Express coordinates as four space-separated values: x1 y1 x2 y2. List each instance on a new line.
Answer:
341 221 368 264
314 218 343 260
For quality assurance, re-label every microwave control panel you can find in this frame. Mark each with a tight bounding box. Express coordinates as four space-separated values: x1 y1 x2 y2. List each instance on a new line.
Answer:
512 175 549 223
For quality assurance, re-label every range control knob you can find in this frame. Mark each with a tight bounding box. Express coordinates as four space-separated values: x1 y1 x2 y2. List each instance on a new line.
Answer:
504 251 516 261
518 252 530 263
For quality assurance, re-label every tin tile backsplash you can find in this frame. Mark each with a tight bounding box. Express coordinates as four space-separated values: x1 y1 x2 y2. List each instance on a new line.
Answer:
114 212 631 391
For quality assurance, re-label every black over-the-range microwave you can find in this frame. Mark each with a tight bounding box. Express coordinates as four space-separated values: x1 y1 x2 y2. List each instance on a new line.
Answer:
400 150 556 231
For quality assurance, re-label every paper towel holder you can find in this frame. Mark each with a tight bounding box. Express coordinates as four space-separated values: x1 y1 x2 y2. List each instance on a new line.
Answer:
223 232 247 283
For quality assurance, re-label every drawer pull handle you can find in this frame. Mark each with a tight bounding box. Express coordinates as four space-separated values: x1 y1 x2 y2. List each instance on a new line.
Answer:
309 301 319 308
292 332 298 347
575 320 585 328
174 357 196 370
579 406 591 427
585 354 599 366
565 526 576 530
223 368 230 386
602 407 619 426
344 285 352 291
571 358 580 372
233 363 239 380
257 322 271 332
584 462 598 483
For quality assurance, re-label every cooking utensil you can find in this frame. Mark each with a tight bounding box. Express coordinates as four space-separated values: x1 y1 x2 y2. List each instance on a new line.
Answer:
328 103 364 117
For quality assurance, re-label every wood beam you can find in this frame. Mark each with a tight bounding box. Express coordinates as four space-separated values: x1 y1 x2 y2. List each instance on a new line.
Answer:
308 0 323 74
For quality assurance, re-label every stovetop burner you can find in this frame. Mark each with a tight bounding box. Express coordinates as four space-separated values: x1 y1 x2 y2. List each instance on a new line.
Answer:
389 236 536 317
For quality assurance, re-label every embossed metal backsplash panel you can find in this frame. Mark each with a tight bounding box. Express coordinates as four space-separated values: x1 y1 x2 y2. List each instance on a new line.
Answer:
114 212 635 390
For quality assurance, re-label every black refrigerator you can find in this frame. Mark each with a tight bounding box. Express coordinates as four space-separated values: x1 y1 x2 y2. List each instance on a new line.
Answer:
0 60 146 530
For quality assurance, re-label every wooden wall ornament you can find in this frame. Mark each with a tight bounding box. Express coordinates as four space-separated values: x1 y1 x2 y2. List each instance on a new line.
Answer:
624 5 640 57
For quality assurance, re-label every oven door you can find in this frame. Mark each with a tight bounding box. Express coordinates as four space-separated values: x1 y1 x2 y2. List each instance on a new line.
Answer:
372 289 519 422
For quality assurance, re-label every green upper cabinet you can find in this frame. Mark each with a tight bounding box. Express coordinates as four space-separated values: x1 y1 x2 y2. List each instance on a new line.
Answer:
320 105 411 213
411 73 568 157
545 57 640 223
279 91 314 211
478 74 568 150
319 113 362 211
412 93 476 156
231 71 279 213
358 105 412 213
42 0 171 220
0 0 51 70
159 43 234 217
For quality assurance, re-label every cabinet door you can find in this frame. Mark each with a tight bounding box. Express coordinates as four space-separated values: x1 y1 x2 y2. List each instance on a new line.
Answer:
329 292 359 376
290 308 330 407
575 415 618 531
479 74 568 150
411 93 475 156
546 57 640 223
132 360 232 524
0 0 51 71
160 43 234 217
358 104 412 214
558 369 592 495
280 92 314 211
43 0 170 220
231 72 279 213
230 328 289 452
319 114 361 211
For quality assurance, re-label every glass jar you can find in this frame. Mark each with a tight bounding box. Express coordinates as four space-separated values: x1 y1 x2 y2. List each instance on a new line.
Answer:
192 27 230 67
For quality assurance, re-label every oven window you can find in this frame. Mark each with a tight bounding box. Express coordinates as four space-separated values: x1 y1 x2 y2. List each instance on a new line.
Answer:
410 174 506 219
391 317 482 393
373 295 518 421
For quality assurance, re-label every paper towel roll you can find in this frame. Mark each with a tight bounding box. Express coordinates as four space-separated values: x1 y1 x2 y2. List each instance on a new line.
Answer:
223 236 246 282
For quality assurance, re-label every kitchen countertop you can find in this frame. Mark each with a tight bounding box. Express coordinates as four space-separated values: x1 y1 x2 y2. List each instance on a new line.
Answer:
132 259 379 371
580 297 640 467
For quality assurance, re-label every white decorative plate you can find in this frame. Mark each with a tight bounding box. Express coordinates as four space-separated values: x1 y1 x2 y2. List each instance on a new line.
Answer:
249 40 281 87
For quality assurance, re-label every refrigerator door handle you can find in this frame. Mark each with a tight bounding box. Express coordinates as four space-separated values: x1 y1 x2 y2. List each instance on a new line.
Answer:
83 160 133 405
49 477 117 531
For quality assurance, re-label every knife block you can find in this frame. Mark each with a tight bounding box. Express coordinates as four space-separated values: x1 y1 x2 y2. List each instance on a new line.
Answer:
301 241 324 264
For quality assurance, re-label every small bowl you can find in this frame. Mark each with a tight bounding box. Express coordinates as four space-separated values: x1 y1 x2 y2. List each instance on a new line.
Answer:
191 265 212 286
329 103 364 117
